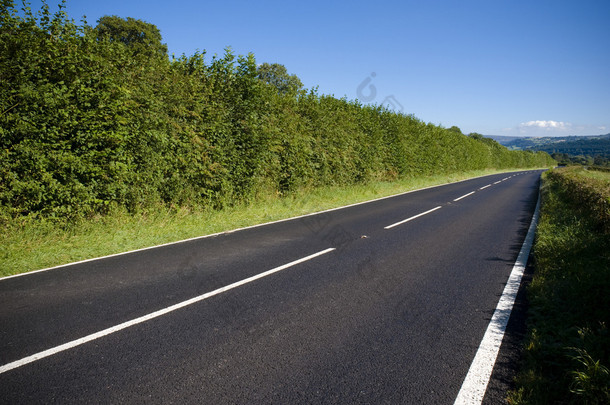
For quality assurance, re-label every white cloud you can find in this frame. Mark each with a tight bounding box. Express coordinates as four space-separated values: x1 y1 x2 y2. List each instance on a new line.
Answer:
519 120 572 130
494 121 608 137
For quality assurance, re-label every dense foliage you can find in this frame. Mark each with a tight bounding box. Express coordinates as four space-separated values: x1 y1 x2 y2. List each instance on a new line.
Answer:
0 1 555 221
547 168 610 232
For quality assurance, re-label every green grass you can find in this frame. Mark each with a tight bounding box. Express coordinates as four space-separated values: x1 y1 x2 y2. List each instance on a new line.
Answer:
583 168 610 182
1 168 530 277
508 168 610 404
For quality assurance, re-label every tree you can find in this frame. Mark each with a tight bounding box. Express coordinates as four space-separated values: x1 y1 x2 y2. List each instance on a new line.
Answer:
448 126 463 134
94 15 167 57
256 63 303 95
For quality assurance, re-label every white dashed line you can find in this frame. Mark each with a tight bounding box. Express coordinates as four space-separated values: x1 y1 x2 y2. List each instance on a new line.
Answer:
384 206 443 230
0 248 336 374
453 191 475 202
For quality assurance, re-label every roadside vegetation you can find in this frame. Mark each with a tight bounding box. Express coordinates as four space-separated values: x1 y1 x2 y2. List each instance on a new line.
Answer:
509 167 610 404
1 1 554 276
2 169 521 277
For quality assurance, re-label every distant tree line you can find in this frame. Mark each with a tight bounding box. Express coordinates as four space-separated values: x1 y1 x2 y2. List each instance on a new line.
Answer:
541 135 610 167
501 135 610 167
0 1 555 221
551 153 610 167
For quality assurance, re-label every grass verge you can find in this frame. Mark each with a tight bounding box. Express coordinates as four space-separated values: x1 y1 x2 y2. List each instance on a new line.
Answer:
508 167 610 404
1 168 532 277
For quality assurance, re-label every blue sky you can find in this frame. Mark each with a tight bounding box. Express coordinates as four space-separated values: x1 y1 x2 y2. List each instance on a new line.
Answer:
27 0 610 137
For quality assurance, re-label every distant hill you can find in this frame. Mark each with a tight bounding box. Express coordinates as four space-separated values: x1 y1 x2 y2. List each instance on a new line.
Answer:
487 134 610 152
486 134 610 166
486 135 523 147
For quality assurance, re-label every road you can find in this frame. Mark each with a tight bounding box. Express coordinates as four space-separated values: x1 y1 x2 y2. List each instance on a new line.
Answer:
0 170 541 404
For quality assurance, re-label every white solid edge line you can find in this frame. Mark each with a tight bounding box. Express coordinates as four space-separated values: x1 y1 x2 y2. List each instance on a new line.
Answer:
1 171 526 282
453 191 475 202
384 206 443 230
453 188 541 405
479 185 492 190
0 248 335 375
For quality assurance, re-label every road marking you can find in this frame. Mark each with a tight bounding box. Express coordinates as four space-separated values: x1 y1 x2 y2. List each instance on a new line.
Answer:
479 185 491 190
0 248 336 375
493 181 502 184
454 190 540 405
453 191 475 202
384 206 442 229
502 177 509 181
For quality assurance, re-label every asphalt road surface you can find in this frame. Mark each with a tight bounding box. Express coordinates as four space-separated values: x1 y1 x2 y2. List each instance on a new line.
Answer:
0 170 542 404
